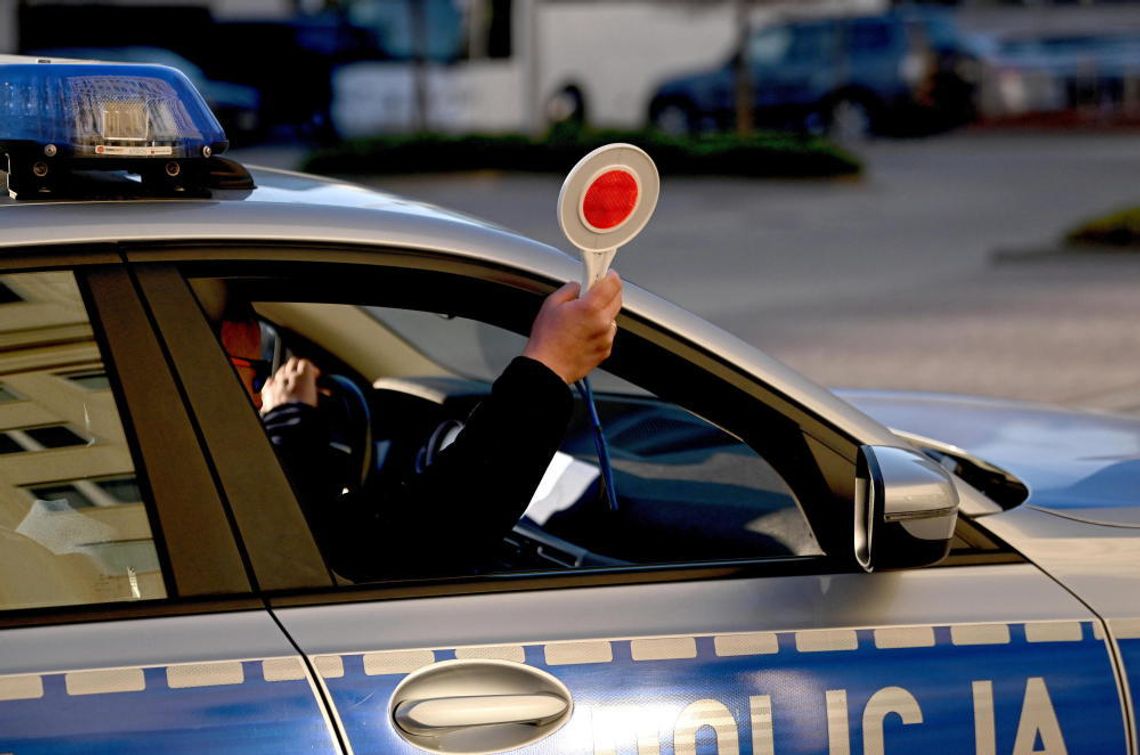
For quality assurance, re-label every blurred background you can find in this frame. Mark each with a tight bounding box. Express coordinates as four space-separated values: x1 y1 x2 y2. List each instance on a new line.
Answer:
11 0 1140 413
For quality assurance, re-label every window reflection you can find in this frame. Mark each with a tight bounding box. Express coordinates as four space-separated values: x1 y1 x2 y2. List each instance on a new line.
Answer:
0 272 165 611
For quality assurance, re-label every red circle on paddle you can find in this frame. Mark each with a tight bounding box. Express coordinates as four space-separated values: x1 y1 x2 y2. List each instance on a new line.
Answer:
581 170 638 230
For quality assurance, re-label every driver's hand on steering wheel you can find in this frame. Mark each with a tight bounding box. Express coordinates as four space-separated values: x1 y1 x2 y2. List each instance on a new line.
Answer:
261 357 321 414
522 271 623 384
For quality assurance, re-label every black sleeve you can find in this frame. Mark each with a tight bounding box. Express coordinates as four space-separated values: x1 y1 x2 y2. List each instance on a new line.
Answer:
261 402 339 546
342 356 574 578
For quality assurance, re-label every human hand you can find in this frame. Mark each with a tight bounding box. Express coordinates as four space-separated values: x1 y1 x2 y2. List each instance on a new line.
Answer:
260 357 321 413
522 271 623 384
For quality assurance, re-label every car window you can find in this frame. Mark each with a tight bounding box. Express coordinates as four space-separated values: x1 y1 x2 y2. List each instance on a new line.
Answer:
850 19 896 55
749 27 793 67
920 16 963 50
209 284 820 584
785 23 837 65
346 0 465 61
369 305 819 563
0 271 167 612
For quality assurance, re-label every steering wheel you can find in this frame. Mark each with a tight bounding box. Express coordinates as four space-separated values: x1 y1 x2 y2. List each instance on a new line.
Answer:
415 418 465 474
318 374 373 497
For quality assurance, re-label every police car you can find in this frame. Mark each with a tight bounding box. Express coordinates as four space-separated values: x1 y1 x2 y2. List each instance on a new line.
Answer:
0 56 1137 754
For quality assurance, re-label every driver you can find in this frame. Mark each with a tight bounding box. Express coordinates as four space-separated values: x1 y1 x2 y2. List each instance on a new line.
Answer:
222 272 623 579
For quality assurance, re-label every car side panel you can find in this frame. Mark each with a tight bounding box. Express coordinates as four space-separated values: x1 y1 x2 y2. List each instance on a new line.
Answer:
314 621 1117 753
973 505 1140 751
1111 620 1140 754
0 612 342 754
275 564 1128 754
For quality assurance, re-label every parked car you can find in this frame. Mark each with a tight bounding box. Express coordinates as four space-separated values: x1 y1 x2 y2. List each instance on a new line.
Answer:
649 9 981 141
975 32 1140 120
25 46 264 142
1 56 1138 754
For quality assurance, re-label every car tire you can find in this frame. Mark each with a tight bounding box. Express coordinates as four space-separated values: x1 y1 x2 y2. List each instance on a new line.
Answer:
546 86 587 127
826 96 876 145
651 99 696 137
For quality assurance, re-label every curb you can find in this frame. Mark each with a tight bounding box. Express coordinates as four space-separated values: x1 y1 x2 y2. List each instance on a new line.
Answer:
991 243 1140 264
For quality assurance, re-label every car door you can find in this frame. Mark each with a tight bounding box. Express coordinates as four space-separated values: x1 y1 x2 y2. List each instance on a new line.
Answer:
0 254 342 753
844 17 909 97
751 21 841 127
137 249 1130 755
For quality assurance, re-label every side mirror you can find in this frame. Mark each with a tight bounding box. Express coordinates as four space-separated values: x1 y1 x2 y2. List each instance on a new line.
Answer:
854 445 959 572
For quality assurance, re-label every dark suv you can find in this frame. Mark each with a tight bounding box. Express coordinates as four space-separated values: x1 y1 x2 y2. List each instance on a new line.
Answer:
649 9 979 141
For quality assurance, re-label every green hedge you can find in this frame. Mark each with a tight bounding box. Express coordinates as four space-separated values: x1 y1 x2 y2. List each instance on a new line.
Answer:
1066 206 1140 249
302 129 862 178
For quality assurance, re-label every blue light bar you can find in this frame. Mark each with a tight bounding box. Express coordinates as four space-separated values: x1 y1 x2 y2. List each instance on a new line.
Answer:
0 57 232 197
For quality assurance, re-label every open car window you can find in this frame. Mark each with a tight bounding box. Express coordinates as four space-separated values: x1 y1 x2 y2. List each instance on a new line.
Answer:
364 304 819 567
194 271 825 585
366 306 647 395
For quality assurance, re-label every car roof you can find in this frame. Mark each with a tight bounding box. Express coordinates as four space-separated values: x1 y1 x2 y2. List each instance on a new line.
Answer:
0 164 898 447
0 166 541 256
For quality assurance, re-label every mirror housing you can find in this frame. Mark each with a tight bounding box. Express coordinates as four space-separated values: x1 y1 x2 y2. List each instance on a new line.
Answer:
854 445 959 572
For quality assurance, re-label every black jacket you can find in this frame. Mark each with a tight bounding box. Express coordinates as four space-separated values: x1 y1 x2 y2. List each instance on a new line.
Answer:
262 357 573 580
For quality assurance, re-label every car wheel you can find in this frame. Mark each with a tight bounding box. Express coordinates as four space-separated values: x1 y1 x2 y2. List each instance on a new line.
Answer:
546 86 587 127
826 97 875 144
651 100 695 137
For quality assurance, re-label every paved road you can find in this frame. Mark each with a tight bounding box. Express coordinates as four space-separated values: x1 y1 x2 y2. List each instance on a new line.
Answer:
235 132 1140 412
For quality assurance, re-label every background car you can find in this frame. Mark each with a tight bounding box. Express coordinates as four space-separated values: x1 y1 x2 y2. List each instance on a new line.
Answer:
974 31 1140 121
649 8 981 141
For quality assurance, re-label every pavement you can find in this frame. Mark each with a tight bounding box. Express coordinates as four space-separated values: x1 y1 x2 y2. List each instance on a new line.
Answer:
231 131 1140 416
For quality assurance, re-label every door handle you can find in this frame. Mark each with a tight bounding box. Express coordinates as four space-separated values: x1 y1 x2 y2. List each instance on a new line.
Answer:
389 659 574 753
395 692 568 734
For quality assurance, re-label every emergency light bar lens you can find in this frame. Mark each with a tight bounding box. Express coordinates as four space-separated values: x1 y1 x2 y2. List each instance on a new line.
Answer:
103 100 149 141
582 170 639 230
0 61 227 161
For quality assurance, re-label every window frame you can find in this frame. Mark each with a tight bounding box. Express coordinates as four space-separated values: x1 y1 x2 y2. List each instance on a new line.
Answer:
146 250 858 582
120 243 1022 609
131 264 334 593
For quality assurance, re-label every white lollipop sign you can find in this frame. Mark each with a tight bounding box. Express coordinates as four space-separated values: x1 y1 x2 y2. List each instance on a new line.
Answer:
558 143 659 293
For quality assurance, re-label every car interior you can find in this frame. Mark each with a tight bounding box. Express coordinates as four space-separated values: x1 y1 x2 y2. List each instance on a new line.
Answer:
191 267 824 583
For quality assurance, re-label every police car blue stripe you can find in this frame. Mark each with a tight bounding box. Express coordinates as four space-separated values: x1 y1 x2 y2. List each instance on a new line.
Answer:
1111 618 1140 755
314 620 1125 754
0 658 340 754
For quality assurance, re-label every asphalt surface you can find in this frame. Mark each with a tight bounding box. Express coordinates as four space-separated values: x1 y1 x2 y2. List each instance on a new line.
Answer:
234 132 1140 414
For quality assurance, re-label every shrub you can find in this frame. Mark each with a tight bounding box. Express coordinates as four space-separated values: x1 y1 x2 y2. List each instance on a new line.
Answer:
302 129 861 179
1066 207 1140 248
